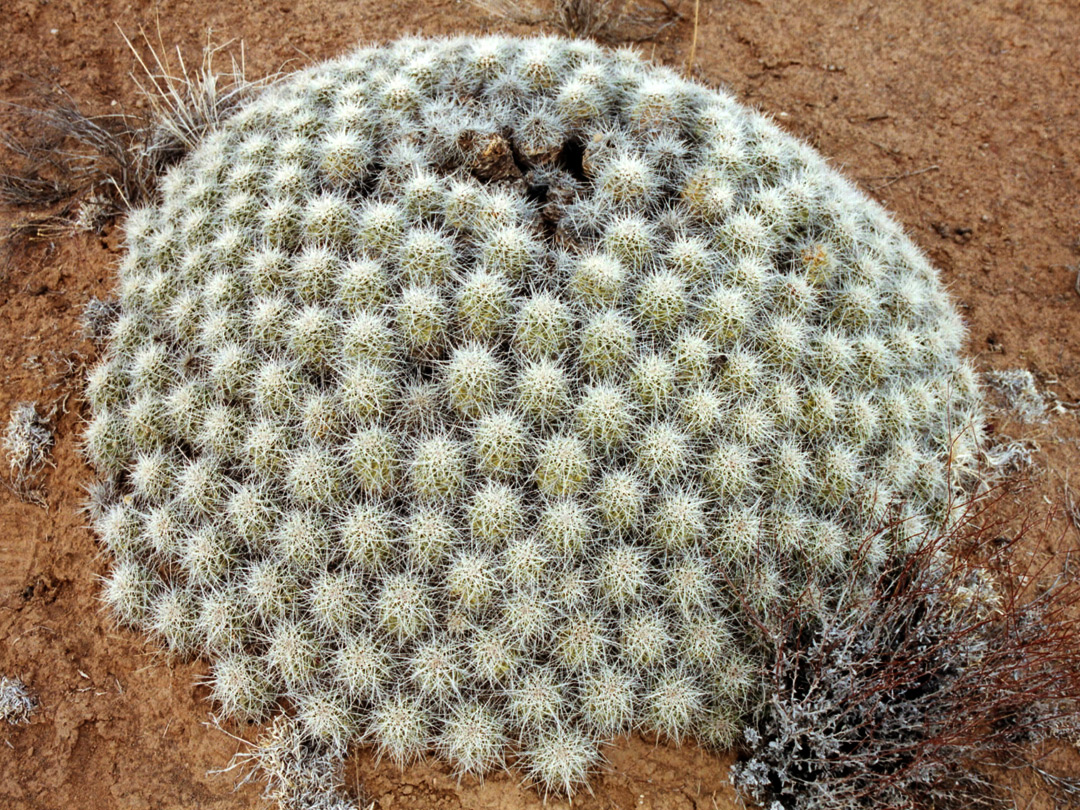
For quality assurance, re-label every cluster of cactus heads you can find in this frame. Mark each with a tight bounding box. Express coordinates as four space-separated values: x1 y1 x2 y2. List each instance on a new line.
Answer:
83 35 983 794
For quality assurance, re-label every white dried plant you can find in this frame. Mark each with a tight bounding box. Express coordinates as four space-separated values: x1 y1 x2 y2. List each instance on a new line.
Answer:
0 676 36 725
4 403 53 487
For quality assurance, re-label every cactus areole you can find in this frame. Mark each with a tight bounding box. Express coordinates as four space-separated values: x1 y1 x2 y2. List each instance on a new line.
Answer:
85 35 983 793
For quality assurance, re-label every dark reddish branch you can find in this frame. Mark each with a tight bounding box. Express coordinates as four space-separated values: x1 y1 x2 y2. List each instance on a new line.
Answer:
730 481 1080 809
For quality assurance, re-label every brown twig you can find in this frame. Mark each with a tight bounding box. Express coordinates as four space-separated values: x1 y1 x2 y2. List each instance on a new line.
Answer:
870 164 941 191
685 0 700 77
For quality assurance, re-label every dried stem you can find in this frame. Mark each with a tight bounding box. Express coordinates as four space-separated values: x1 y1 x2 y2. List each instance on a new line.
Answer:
0 28 266 238
732 482 1080 809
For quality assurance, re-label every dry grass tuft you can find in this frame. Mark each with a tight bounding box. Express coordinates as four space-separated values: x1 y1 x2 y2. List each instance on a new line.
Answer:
732 482 1080 809
0 29 266 239
223 715 364 810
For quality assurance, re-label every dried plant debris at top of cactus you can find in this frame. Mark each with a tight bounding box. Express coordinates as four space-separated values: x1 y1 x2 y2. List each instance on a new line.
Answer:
83 35 984 795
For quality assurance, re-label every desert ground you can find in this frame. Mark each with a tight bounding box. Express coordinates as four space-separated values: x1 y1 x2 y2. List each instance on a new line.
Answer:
1 1 1078 808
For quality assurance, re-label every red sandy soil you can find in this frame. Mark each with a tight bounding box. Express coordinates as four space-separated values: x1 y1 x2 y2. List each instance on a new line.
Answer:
1 1 1078 808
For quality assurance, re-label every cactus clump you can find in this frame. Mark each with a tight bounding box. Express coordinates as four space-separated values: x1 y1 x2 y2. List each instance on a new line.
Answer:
84 35 983 794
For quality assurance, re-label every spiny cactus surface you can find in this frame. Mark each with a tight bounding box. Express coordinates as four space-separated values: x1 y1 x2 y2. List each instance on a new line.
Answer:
85 35 983 793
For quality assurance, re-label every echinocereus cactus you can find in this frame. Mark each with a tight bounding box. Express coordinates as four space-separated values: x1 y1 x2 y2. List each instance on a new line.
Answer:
83 34 983 795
